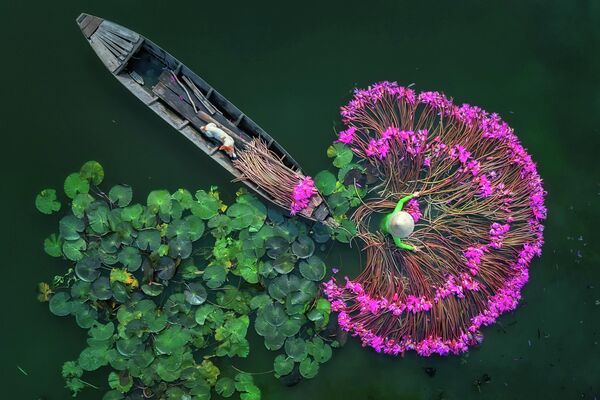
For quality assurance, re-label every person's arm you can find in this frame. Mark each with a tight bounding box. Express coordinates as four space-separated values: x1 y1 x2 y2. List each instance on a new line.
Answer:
393 237 415 251
394 192 417 213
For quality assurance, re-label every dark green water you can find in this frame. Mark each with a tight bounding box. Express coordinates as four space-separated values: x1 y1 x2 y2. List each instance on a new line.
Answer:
1 0 599 398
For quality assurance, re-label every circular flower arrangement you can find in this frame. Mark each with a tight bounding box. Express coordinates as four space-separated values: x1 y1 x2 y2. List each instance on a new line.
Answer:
320 81 547 356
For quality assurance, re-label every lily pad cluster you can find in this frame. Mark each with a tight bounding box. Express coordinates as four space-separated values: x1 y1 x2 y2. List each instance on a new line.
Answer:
37 161 341 399
313 142 375 242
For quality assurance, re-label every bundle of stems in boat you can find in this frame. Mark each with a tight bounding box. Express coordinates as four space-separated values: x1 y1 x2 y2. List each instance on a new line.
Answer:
233 138 312 215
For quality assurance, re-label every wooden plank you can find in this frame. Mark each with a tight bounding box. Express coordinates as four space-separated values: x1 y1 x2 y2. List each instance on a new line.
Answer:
89 34 120 72
181 75 219 115
99 29 134 52
102 20 139 42
82 17 103 38
98 35 127 60
158 71 250 143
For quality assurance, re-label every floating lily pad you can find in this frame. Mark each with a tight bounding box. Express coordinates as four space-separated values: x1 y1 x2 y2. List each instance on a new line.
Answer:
147 190 172 214
88 203 110 234
272 253 296 274
141 283 164 297
70 280 91 299
49 292 72 316
192 190 220 219
268 274 300 301
285 337 308 362
334 219 358 243
62 238 86 261
79 161 104 185
71 193 94 218
92 276 113 300
280 315 304 337
35 188 61 214
292 235 315 259
168 237 192 259
121 204 143 222
73 302 98 329
203 265 227 289
307 337 332 363
311 222 331 244
75 256 101 282
266 236 288 259
215 377 235 398
273 355 294 378
327 143 353 168
64 173 90 199
249 294 272 310
135 229 161 252
314 170 337 196
261 302 287 327
172 189 194 209
184 215 205 241
44 233 62 257
117 246 142 272
59 215 85 240
299 255 326 281
79 345 109 371
154 325 191 355
109 185 133 207
108 371 133 393
299 356 319 379
184 282 207 305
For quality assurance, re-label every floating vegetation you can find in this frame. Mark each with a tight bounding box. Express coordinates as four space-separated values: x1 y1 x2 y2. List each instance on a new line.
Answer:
37 161 341 399
321 81 546 356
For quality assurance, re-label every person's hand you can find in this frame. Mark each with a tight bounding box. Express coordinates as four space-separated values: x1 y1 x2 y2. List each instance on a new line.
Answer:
413 191 420 198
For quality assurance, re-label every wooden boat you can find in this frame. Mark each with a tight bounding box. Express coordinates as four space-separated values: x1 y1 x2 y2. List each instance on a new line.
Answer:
76 13 330 222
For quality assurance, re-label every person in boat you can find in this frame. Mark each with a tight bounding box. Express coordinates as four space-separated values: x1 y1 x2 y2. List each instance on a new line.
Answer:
381 192 420 251
200 122 237 158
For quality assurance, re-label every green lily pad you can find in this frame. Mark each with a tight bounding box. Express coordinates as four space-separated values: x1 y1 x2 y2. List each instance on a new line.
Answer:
91 276 113 300
168 237 192 258
135 229 161 252
75 257 101 282
272 253 296 274
108 371 133 393
314 170 337 196
59 215 85 240
141 282 163 297
121 204 143 222
35 188 61 214
268 274 300 301
311 222 331 243
234 194 267 232
44 233 62 257
73 302 98 329
154 325 191 355
292 235 315 259
184 282 207 305
263 332 286 351
273 354 294 378
64 173 90 199
334 219 358 243
261 302 287 327
288 279 317 306
327 192 350 217
280 315 304 337
80 161 104 185
79 345 109 371
172 189 194 209
250 294 272 310
192 190 220 219
117 246 142 271
215 376 235 398
184 215 205 241
102 391 125 400
49 292 72 316
203 265 227 289
88 203 110 234
109 185 133 207
62 238 86 261
147 190 172 214
307 337 332 363
71 193 94 218
285 337 308 362
70 280 91 299
265 236 288 259
327 143 353 168
299 255 326 281
299 356 319 379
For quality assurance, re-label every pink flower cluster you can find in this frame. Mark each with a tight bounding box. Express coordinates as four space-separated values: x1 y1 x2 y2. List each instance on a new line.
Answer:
434 273 481 302
404 198 422 223
489 222 510 249
464 245 487 275
365 137 390 159
290 176 317 215
341 81 416 123
336 126 356 144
